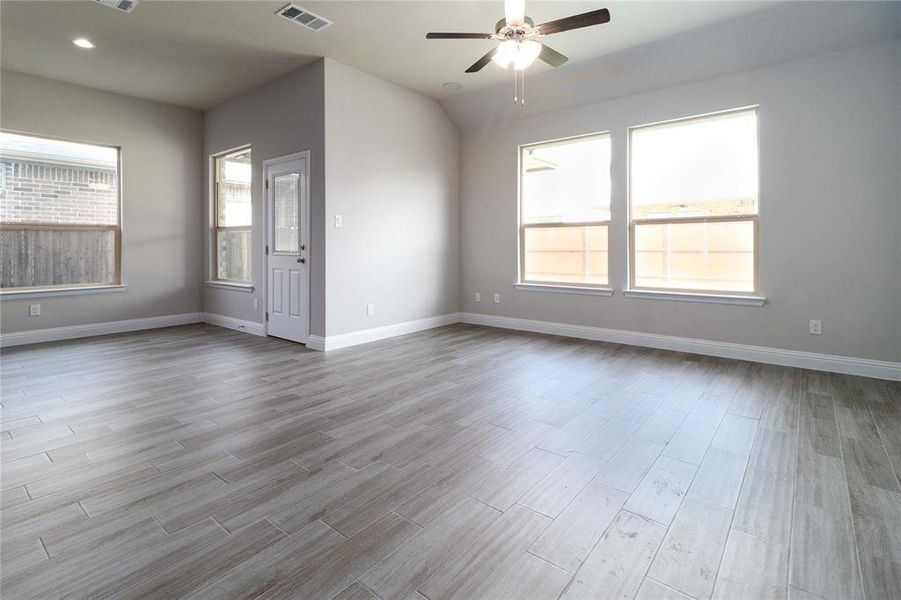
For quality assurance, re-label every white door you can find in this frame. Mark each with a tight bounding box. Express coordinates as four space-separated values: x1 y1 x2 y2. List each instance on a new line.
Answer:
265 153 309 344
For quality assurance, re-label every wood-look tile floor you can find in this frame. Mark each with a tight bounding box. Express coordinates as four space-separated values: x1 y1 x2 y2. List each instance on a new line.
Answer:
1 323 899 600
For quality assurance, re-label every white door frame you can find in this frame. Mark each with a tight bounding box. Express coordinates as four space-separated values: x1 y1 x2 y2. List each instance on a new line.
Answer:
262 150 312 343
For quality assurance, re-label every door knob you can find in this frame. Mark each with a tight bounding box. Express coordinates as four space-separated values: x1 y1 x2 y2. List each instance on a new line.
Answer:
297 257 306 264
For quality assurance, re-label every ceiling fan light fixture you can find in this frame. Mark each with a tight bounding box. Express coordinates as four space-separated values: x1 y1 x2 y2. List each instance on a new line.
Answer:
513 40 541 70
491 40 518 69
491 39 541 70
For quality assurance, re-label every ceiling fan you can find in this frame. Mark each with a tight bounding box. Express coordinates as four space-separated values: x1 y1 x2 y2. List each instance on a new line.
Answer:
426 0 610 103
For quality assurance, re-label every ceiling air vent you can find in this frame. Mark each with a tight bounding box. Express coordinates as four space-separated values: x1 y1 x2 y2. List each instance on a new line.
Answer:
276 3 332 32
93 0 138 13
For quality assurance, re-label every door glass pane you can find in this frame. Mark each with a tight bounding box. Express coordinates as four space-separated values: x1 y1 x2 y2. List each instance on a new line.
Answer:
216 229 251 282
524 224 608 285
633 220 754 292
273 173 300 253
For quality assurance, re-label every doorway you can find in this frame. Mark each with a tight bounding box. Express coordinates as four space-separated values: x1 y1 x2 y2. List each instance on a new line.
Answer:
264 152 310 344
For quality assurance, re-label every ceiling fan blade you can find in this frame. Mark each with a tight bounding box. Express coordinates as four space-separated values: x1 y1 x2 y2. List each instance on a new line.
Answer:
538 44 568 67
465 48 498 73
537 8 610 35
504 0 526 26
426 32 494 39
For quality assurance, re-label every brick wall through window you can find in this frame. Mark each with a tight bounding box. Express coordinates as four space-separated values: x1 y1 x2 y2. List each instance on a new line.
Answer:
0 159 118 225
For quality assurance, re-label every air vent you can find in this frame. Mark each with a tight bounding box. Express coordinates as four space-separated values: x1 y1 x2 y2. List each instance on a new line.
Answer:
276 3 332 32
93 0 138 13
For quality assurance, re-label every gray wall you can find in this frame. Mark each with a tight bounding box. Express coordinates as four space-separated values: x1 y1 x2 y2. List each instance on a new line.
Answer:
202 60 326 335
456 40 901 362
0 69 203 333
323 60 459 336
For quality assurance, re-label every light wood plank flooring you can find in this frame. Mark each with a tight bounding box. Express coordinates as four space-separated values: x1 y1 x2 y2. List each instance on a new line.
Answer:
1 323 899 599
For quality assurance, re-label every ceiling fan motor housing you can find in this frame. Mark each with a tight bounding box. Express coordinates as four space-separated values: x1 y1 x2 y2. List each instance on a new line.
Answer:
495 16 536 39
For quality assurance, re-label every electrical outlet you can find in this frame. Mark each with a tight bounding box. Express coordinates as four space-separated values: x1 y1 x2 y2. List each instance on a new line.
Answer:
493 293 500 304
809 319 822 335
366 303 374 316
253 298 260 311
334 215 343 228
29 304 41 317
475 292 481 303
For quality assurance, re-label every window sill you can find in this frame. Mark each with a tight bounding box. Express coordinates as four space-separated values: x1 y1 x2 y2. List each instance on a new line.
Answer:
623 289 766 306
514 283 614 297
206 281 254 293
0 284 127 300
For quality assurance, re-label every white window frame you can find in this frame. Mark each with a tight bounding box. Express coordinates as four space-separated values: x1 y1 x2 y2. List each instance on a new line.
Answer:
0 129 124 297
211 146 252 286
517 131 613 292
627 106 761 297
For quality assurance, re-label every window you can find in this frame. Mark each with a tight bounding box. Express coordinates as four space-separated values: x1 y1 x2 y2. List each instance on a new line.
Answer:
519 133 611 287
213 148 252 283
0 131 121 290
629 108 759 294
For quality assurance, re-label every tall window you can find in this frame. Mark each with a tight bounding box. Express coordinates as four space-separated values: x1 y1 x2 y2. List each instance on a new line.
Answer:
519 133 611 286
0 131 121 290
213 148 251 283
629 108 759 294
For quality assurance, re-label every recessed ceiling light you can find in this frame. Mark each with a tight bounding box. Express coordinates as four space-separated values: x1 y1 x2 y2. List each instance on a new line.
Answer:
73 38 95 49
442 82 464 92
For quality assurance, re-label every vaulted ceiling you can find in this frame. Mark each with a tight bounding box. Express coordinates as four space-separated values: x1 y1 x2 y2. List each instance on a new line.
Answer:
0 1 779 109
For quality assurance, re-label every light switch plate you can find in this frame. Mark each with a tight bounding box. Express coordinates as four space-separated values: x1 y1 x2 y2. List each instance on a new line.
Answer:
334 215 343 228
29 304 41 317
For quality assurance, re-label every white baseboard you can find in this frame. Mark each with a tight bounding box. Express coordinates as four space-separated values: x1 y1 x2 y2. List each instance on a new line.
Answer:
4 308 895 380
0 312 204 348
305 336 326 351
202 313 266 337
308 313 462 352
461 312 901 381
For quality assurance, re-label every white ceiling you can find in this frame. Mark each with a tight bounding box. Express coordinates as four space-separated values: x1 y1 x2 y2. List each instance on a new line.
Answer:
0 0 780 110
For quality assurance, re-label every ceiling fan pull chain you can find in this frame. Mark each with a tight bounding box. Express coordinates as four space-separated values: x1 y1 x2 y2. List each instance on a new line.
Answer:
513 68 518 104
519 69 526 108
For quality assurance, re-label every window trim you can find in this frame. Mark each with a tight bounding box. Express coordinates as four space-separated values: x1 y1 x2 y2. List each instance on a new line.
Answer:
622 289 765 306
211 145 252 285
0 129 123 293
627 106 761 297
0 284 127 300
513 282 614 296
517 130 612 290
205 280 254 292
